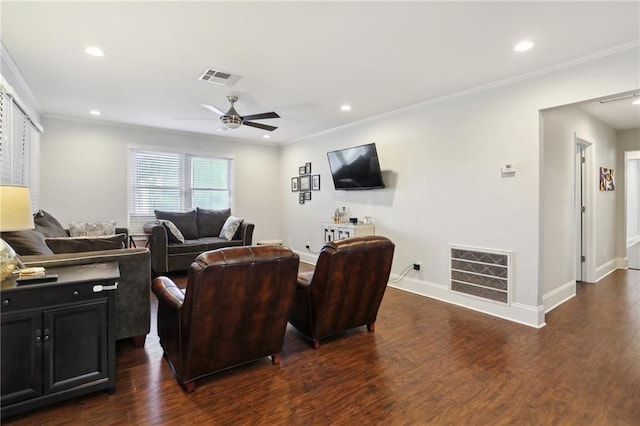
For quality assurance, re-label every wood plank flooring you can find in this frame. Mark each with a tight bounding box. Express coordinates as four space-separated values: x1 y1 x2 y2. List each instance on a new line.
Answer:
4 265 639 425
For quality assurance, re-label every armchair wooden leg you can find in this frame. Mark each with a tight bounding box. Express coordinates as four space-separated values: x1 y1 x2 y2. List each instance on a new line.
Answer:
367 322 375 332
312 339 320 350
181 381 196 393
271 353 281 365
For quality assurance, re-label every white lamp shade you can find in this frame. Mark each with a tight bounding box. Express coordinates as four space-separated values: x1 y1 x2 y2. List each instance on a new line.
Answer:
0 185 35 231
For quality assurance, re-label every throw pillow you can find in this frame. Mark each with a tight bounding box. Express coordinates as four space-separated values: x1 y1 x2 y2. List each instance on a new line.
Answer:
219 216 243 241
159 220 185 244
69 221 117 237
45 234 127 254
1 230 54 255
33 210 67 238
196 207 230 238
155 210 198 240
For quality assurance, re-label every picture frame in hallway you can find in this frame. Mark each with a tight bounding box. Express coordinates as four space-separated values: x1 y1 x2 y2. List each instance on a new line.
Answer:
299 166 306 175
305 162 312 174
291 177 299 192
599 167 615 191
299 175 311 191
299 192 305 204
304 192 311 201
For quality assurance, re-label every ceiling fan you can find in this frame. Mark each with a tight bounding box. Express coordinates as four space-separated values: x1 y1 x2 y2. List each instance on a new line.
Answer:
201 96 280 131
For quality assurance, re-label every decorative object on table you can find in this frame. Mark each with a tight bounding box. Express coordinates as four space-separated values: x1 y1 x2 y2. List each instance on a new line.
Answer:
299 192 305 204
304 192 311 201
305 162 312 174
299 166 306 175
312 174 321 190
291 177 299 192
299 175 311 192
599 167 615 191
0 185 35 281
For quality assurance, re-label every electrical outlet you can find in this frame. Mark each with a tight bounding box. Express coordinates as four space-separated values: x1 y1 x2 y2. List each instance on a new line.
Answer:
413 262 421 271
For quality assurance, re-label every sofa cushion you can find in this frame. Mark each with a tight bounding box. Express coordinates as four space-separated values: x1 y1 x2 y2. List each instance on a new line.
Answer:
167 240 208 255
219 216 243 241
69 221 117 237
45 234 127 254
197 207 230 238
33 210 67 238
1 229 54 255
155 210 198 240
159 220 185 243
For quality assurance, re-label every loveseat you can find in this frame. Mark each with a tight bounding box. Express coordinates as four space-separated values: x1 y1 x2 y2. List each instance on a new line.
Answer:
1 210 151 346
143 208 254 275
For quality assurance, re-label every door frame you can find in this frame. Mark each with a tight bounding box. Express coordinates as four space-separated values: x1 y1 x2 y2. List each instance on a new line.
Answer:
574 133 596 283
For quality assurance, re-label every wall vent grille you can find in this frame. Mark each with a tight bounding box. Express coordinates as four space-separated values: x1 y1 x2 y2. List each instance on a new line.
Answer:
450 245 511 305
198 68 242 86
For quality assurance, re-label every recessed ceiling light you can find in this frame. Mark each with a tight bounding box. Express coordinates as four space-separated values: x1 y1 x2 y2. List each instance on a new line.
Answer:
632 99 640 105
340 104 352 111
89 110 101 116
85 46 104 57
262 134 271 139
514 40 536 52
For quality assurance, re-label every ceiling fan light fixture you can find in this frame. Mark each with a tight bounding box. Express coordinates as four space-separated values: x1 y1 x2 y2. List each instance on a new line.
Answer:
221 115 242 129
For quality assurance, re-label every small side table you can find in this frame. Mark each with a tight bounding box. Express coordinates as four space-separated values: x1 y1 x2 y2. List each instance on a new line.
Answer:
256 239 283 246
128 233 150 248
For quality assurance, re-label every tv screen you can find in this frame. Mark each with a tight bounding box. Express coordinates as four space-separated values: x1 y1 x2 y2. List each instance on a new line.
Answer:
327 143 385 190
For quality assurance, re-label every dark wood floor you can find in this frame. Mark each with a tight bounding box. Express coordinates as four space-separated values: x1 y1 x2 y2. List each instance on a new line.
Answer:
4 265 639 425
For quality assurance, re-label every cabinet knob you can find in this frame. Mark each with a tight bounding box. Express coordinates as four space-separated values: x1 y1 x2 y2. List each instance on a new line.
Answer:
2 299 9 307
72 290 79 296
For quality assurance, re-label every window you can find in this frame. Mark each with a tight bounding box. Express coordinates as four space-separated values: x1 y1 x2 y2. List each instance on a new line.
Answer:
128 149 232 232
0 87 42 210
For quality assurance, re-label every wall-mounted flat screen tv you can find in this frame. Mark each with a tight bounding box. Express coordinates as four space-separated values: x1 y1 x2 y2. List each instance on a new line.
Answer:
327 143 385 190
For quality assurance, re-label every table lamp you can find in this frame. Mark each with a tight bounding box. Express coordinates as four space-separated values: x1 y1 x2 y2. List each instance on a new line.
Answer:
0 185 35 281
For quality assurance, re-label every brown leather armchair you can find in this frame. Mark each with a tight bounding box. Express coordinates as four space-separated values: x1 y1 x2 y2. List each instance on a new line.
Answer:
288 236 395 349
151 245 299 392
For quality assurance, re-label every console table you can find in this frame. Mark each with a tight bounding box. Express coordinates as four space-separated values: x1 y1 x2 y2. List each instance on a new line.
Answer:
0 262 119 419
321 222 375 243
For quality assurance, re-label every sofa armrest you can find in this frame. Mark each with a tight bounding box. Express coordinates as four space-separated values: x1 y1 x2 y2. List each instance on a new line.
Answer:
239 222 254 245
144 222 169 274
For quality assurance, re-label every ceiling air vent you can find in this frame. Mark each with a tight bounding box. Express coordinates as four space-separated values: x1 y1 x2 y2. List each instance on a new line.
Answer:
198 68 242 86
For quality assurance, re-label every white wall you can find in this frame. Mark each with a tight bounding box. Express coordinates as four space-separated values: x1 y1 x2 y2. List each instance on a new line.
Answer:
39 117 282 243
281 47 640 327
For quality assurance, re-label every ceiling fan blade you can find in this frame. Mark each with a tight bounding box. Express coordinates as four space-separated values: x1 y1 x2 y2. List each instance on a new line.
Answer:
243 121 278 131
241 112 280 121
201 104 225 115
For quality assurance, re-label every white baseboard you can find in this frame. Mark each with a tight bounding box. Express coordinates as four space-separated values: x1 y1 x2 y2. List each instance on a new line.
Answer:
543 280 576 313
627 235 639 248
388 275 545 328
595 258 621 281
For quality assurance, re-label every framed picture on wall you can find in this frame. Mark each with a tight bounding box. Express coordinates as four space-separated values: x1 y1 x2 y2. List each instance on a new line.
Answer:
305 162 312 174
312 175 320 190
299 192 305 204
291 177 299 192
299 175 311 191
299 166 306 175
599 167 615 191
304 192 311 201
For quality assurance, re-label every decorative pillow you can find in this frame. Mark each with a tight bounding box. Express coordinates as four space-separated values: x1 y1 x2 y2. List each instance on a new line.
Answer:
159 220 185 244
45 234 127 254
69 221 117 237
219 216 243 241
1 230 54 255
155 210 198 240
196 207 230 238
33 210 67 238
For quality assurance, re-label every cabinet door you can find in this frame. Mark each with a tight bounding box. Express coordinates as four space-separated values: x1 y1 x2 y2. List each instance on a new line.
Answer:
1 310 43 405
43 300 108 394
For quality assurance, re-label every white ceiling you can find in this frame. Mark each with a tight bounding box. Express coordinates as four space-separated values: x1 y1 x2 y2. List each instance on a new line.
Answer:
2 1 639 144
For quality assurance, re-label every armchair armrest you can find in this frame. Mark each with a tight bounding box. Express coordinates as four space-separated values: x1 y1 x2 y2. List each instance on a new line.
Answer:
152 276 185 310
144 222 169 274
238 222 254 245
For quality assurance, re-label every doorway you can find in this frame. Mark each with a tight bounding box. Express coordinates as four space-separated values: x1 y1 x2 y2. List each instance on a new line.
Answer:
626 151 640 270
575 135 595 282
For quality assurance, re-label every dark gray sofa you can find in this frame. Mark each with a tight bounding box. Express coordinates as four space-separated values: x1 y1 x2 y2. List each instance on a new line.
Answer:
143 208 254 275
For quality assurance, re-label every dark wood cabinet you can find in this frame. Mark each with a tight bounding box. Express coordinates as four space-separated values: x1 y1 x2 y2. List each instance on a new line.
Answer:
0 262 119 419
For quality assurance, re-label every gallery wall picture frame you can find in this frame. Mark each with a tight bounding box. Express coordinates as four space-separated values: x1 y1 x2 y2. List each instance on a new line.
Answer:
291 177 299 192
312 174 320 190
299 175 311 191
599 167 615 191
299 192 305 204
304 192 311 201
305 162 312 174
299 166 306 175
